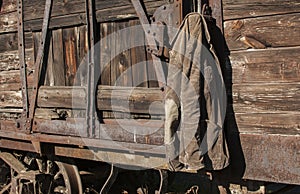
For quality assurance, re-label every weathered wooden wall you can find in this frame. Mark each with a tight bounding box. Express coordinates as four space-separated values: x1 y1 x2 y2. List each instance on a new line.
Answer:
0 0 300 184
223 0 300 135
222 0 300 184
0 0 164 120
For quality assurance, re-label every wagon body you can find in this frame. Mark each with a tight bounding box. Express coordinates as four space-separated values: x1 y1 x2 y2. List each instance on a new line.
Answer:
0 0 299 191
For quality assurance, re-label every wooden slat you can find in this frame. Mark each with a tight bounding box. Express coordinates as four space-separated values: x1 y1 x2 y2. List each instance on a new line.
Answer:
75 25 88 86
231 112 300 135
52 29 66 86
224 13 300 51
44 33 54 86
63 28 78 86
100 22 111 86
36 86 164 114
0 0 16 13
0 32 33 53
1 82 299 115
110 22 120 86
0 11 17 33
232 83 300 113
0 90 22 108
23 0 166 21
118 21 133 87
130 20 148 88
18 0 167 32
145 48 159 88
0 70 33 91
230 46 300 83
34 118 164 145
223 0 300 20
33 31 41 61
23 0 85 21
37 86 86 109
97 86 164 114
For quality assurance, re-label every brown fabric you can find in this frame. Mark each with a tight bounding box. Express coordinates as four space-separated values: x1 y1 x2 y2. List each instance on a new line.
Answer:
164 13 229 171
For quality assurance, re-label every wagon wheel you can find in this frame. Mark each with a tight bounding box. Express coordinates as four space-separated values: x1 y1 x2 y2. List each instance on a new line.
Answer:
0 152 82 194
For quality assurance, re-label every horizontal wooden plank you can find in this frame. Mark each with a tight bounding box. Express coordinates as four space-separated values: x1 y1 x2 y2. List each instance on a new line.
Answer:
0 0 16 14
97 86 164 114
0 70 34 91
37 86 86 109
37 86 165 114
224 13 300 51
34 118 164 145
232 83 300 113
229 46 300 83
232 112 300 135
0 32 33 53
16 0 167 31
1 83 299 115
0 90 22 108
223 0 300 20
0 11 17 33
23 0 166 21
0 49 34 71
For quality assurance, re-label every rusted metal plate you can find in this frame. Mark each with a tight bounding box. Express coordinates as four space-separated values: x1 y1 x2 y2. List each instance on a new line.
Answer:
240 133 300 185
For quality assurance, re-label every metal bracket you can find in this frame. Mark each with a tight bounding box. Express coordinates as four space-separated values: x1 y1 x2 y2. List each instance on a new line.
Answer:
17 0 29 130
26 0 53 133
130 0 168 89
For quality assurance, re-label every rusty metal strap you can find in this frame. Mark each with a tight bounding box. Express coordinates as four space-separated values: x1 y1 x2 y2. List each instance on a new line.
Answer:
17 0 29 122
130 0 166 87
85 0 96 137
27 0 53 132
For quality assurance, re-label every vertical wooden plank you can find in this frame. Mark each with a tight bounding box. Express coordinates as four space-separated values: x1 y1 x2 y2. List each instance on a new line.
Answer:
44 34 54 86
130 20 148 88
63 27 78 86
145 49 159 88
99 22 112 119
110 22 121 86
32 32 41 63
117 21 133 87
74 25 88 86
52 29 66 86
100 22 111 86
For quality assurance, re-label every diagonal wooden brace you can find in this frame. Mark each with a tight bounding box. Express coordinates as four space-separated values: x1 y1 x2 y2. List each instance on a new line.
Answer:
130 0 166 88
26 0 53 132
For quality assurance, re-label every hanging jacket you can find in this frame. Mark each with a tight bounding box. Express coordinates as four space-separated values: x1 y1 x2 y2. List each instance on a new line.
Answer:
164 13 229 171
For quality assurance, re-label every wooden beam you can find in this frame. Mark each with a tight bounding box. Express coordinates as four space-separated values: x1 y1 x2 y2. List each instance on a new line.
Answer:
229 46 300 83
37 86 165 114
231 83 300 113
223 0 300 20
1 0 168 33
224 13 300 51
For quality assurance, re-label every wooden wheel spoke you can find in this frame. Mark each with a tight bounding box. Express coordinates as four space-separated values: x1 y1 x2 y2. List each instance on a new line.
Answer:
54 170 63 180
0 182 11 194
